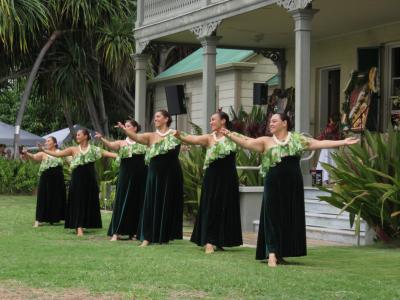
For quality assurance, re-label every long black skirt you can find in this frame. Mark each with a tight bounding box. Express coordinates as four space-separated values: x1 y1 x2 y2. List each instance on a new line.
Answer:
256 156 307 260
36 166 66 223
191 153 243 247
65 162 102 229
108 154 147 237
138 146 183 243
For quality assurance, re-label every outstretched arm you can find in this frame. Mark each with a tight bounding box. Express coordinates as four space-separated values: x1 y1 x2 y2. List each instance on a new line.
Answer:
39 145 74 157
173 131 210 147
101 150 118 159
116 122 151 146
95 132 121 151
23 150 44 161
307 137 359 151
221 128 266 153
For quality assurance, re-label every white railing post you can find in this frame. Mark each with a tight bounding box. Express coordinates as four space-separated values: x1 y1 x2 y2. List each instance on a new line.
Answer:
142 0 206 25
136 0 144 27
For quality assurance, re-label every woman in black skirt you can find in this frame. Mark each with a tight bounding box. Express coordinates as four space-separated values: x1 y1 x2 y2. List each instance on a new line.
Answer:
174 111 243 254
40 129 116 236
117 110 183 247
222 113 359 267
95 119 147 241
23 137 66 227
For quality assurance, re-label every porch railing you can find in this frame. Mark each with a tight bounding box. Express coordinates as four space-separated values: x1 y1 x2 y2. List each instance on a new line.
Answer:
138 0 226 26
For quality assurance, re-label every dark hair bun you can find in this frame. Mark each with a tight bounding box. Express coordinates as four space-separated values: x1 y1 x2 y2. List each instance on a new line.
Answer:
125 119 142 133
275 113 292 131
157 110 172 127
79 129 91 141
216 110 231 130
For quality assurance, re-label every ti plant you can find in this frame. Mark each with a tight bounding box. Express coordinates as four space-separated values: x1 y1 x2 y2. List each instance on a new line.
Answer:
319 130 400 241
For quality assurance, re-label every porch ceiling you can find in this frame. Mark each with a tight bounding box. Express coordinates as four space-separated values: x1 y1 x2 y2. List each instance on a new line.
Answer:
153 0 400 49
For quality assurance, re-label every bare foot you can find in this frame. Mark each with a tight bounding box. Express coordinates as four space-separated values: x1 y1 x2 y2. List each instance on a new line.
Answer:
139 240 149 247
33 221 39 228
268 253 277 267
110 234 118 241
205 243 214 254
76 228 84 236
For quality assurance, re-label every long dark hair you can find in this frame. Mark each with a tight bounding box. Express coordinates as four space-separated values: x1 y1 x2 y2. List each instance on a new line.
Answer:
126 119 141 132
48 136 58 149
275 113 292 131
216 110 232 130
157 109 172 127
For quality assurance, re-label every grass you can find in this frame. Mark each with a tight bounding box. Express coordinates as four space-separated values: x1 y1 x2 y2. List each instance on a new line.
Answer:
0 196 400 299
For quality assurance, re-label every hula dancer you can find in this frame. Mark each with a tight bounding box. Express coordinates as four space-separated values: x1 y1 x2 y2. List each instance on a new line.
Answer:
174 111 243 254
222 113 359 267
95 119 147 241
117 110 183 246
23 137 66 227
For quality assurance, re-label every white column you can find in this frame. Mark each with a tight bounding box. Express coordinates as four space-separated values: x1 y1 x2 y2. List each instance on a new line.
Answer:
290 8 317 186
135 0 144 27
290 8 317 133
200 36 219 132
134 54 148 126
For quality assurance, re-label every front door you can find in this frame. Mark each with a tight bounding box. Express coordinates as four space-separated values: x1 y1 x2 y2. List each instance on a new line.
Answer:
319 67 341 134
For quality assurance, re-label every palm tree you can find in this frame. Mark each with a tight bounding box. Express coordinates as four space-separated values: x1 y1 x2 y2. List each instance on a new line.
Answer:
0 0 137 156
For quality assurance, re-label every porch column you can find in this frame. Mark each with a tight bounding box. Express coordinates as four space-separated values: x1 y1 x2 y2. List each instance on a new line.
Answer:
134 53 148 126
290 8 317 133
200 35 219 132
290 8 318 185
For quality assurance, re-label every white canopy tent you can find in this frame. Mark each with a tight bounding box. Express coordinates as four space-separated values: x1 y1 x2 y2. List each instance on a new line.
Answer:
42 124 96 147
0 121 44 147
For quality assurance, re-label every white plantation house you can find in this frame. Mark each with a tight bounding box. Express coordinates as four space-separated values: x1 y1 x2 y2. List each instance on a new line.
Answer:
132 0 400 245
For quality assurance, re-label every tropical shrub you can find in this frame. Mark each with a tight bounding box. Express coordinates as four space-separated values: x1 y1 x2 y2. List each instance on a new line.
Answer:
230 105 268 138
0 158 39 194
319 130 400 241
180 145 206 219
229 106 265 185
99 158 119 210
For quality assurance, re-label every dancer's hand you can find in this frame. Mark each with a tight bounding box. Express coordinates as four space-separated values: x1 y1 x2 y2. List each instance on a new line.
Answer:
344 137 360 146
20 147 28 159
220 128 231 136
115 122 126 130
94 132 103 139
173 130 181 139
37 143 44 151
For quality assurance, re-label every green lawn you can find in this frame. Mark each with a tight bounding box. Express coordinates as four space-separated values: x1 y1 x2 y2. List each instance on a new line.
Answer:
0 196 399 300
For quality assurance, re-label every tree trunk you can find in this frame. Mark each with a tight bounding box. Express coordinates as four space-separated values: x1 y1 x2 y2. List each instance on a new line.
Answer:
86 93 103 133
122 87 135 111
62 100 76 138
95 62 109 136
110 89 134 113
13 30 62 158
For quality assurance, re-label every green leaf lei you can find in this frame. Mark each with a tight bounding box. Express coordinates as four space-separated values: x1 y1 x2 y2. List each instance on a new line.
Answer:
260 132 309 177
38 154 63 175
116 143 147 166
70 145 103 170
144 134 181 165
203 133 240 169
